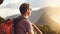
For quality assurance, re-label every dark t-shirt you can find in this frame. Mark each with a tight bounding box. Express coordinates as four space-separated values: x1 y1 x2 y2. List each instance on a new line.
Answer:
14 16 34 34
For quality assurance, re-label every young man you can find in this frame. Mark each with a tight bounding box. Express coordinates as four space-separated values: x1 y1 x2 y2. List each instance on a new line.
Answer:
14 3 42 34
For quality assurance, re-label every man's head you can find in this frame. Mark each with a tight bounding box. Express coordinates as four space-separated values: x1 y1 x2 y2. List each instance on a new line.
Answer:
0 0 4 5
19 3 31 17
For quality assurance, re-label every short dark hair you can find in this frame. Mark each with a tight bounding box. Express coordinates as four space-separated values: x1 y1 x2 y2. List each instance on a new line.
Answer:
0 0 4 5
19 3 30 14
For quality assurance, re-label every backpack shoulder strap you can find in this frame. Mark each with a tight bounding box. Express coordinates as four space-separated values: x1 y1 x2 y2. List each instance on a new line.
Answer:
12 17 26 34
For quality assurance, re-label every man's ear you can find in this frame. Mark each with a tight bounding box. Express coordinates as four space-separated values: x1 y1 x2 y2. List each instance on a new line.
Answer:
27 9 31 16
26 9 29 13
26 9 29 15
27 9 28 12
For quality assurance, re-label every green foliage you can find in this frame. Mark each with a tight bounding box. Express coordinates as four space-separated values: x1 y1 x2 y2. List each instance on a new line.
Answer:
0 16 5 24
36 24 57 34
0 16 5 28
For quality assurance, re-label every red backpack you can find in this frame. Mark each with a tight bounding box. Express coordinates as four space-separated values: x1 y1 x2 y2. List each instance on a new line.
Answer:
0 23 5 34
5 19 13 34
4 17 26 34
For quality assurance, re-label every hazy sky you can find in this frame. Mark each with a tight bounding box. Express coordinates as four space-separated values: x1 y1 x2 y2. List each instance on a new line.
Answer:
0 0 60 18
1 0 60 8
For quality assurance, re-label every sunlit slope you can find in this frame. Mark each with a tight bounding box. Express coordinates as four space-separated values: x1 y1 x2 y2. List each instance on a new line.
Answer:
36 6 60 31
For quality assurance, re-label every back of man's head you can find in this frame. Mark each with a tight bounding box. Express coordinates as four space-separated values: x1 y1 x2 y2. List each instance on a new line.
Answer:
0 0 4 5
19 3 29 14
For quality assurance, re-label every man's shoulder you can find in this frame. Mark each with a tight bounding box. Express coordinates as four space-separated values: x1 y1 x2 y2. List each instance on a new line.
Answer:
15 16 32 25
20 19 30 23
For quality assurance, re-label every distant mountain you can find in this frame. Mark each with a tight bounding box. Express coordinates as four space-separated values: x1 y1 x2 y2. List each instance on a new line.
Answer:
35 6 60 31
5 6 60 31
5 7 45 23
5 14 20 19
6 6 60 25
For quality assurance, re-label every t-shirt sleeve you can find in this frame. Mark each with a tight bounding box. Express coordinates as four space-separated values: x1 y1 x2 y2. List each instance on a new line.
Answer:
24 20 34 34
18 19 34 34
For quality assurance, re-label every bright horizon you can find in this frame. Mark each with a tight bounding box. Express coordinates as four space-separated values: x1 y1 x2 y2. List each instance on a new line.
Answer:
0 0 60 24
0 0 60 18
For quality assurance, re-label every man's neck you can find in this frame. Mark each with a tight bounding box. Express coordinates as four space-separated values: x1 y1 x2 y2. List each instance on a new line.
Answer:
21 14 29 19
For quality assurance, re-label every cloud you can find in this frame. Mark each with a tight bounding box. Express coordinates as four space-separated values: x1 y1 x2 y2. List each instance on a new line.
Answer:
26 0 60 8
10 0 19 3
0 3 19 9
0 0 27 9
46 0 60 7
0 9 20 18
26 0 47 8
5 3 20 9
1 0 60 9
0 0 47 9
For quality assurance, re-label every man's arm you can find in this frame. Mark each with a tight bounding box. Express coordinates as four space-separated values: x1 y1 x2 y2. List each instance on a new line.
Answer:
22 20 34 34
32 23 43 34
26 22 34 34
